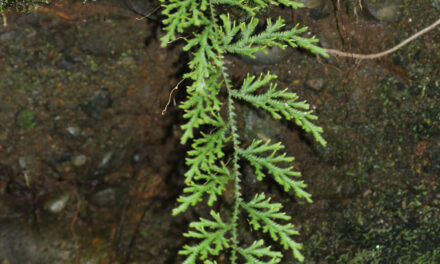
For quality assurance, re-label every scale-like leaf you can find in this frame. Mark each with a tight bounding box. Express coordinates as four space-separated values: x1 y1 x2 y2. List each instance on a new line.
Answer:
238 140 312 202
173 164 232 215
232 73 327 146
180 211 231 264
241 193 305 262
238 240 282 264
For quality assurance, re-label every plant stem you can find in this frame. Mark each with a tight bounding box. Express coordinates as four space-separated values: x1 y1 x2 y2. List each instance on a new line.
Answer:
223 70 242 264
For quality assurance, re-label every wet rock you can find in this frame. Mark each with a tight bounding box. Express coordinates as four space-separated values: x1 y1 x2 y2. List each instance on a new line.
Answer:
80 90 112 120
0 29 25 43
78 23 127 57
66 124 81 136
239 46 294 65
0 214 111 263
363 0 400 22
91 144 130 177
306 78 326 92
433 0 440 10
73 154 88 167
15 109 37 129
123 0 161 18
43 191 71 214
88 186 124 208
55 57 73 70
239 105 286 142
297 0 332 19
0 221 70 263
18 156 33 169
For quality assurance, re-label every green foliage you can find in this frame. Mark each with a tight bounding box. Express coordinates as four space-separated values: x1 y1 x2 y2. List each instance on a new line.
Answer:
0 0 44 13
159 0 327 263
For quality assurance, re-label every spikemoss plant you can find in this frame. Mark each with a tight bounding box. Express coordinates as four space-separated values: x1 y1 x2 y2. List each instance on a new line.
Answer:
159 1 328 263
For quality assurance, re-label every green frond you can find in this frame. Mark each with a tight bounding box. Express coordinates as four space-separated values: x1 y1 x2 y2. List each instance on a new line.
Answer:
173 164 232 215
180 211 231 264
212 0 256 14
159 0 212 46
238 140 312 202
159 0 328 262
180 71 224 144
232 73 327 146
247 0 304 9
185 124 228 183
241 193 305 262
238 240 282 264
223 17 328 58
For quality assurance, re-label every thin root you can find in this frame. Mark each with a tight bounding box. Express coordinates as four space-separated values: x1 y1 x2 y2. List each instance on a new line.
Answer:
326 17 440 60
162 79 184 115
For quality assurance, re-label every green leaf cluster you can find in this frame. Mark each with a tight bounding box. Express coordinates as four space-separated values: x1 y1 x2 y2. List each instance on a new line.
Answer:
159 0 327 263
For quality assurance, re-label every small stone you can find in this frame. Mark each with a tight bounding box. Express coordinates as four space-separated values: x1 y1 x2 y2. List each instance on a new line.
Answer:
123 0 161 17
306 78 326 91
43 191 71 214
297 0 332 19
120 56 135 66
433 0 440 11
239 46 293 65
18 156 32 169
364 0 400 22
66 125 81 136
73 155 87 167
80 90 112 120
91 145 129 177
89 187 120 208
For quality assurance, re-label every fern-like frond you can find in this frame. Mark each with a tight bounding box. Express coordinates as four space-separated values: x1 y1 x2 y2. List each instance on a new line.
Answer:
238 239 282 264
212 0 256 14
247 0 304 9
180 71 224 144
185 123 228 183
180 210 231 264
173 164 232 215
238 140 312 202
241 193 304 262
222 17 328 58
159 0 212 46
232 73 326 146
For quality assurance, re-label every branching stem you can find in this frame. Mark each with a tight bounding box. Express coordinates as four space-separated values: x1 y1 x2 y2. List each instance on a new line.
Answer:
223 70 242 264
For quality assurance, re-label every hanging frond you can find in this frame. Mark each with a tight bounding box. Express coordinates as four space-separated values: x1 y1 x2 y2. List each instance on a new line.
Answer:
238 240 283 264
221 16 328 58
232 73 327 146
238 140 312 202
160 0 328 263
180 211 231 264
241 193 305 262
173 164 232 215
185 123 228 183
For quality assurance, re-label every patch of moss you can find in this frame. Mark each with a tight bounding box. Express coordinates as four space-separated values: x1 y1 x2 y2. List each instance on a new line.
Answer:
16 109 37 129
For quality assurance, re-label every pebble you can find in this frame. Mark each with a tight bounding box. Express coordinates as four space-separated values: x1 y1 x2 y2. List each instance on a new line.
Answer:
89 186 119 208
364 0 400 22
297 0 332 19
66 125 81 136
306 78 326 92
80 89 112 120
43 191 71 214
73 154 87 167
239 46 293 65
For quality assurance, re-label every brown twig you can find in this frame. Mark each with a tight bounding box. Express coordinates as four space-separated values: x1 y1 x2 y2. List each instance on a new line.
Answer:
162 79 184 115
326 17 440 59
